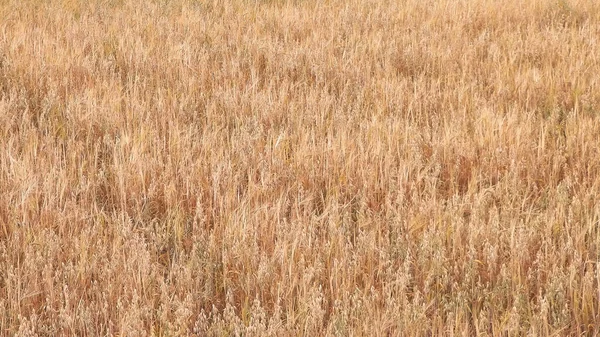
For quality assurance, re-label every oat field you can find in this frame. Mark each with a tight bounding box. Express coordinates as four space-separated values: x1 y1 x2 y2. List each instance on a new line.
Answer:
1 0 600 335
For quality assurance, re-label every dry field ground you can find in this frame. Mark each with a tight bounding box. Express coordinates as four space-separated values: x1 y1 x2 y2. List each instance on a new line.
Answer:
1 0 600 335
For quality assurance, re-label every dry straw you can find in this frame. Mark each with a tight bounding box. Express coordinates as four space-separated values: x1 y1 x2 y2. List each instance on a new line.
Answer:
1 0 600 335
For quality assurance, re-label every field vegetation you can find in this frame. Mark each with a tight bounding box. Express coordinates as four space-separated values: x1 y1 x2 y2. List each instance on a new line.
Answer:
1 0 600 335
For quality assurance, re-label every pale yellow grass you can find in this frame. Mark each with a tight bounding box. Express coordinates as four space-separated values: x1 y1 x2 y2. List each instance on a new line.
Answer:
1 0 600 335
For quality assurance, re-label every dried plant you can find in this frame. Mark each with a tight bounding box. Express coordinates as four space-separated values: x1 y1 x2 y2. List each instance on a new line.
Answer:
1 0 600 335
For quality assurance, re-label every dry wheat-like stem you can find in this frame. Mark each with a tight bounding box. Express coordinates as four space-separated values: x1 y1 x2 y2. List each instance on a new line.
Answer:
1 0 600 335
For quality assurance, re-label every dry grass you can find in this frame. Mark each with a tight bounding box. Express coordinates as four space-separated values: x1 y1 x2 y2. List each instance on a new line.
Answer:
1 0 600 335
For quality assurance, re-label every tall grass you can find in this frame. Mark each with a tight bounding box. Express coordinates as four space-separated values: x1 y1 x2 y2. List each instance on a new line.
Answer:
1 0 600 335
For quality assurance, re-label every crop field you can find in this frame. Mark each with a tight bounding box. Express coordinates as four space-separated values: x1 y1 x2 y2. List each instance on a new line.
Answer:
1 0 600 335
